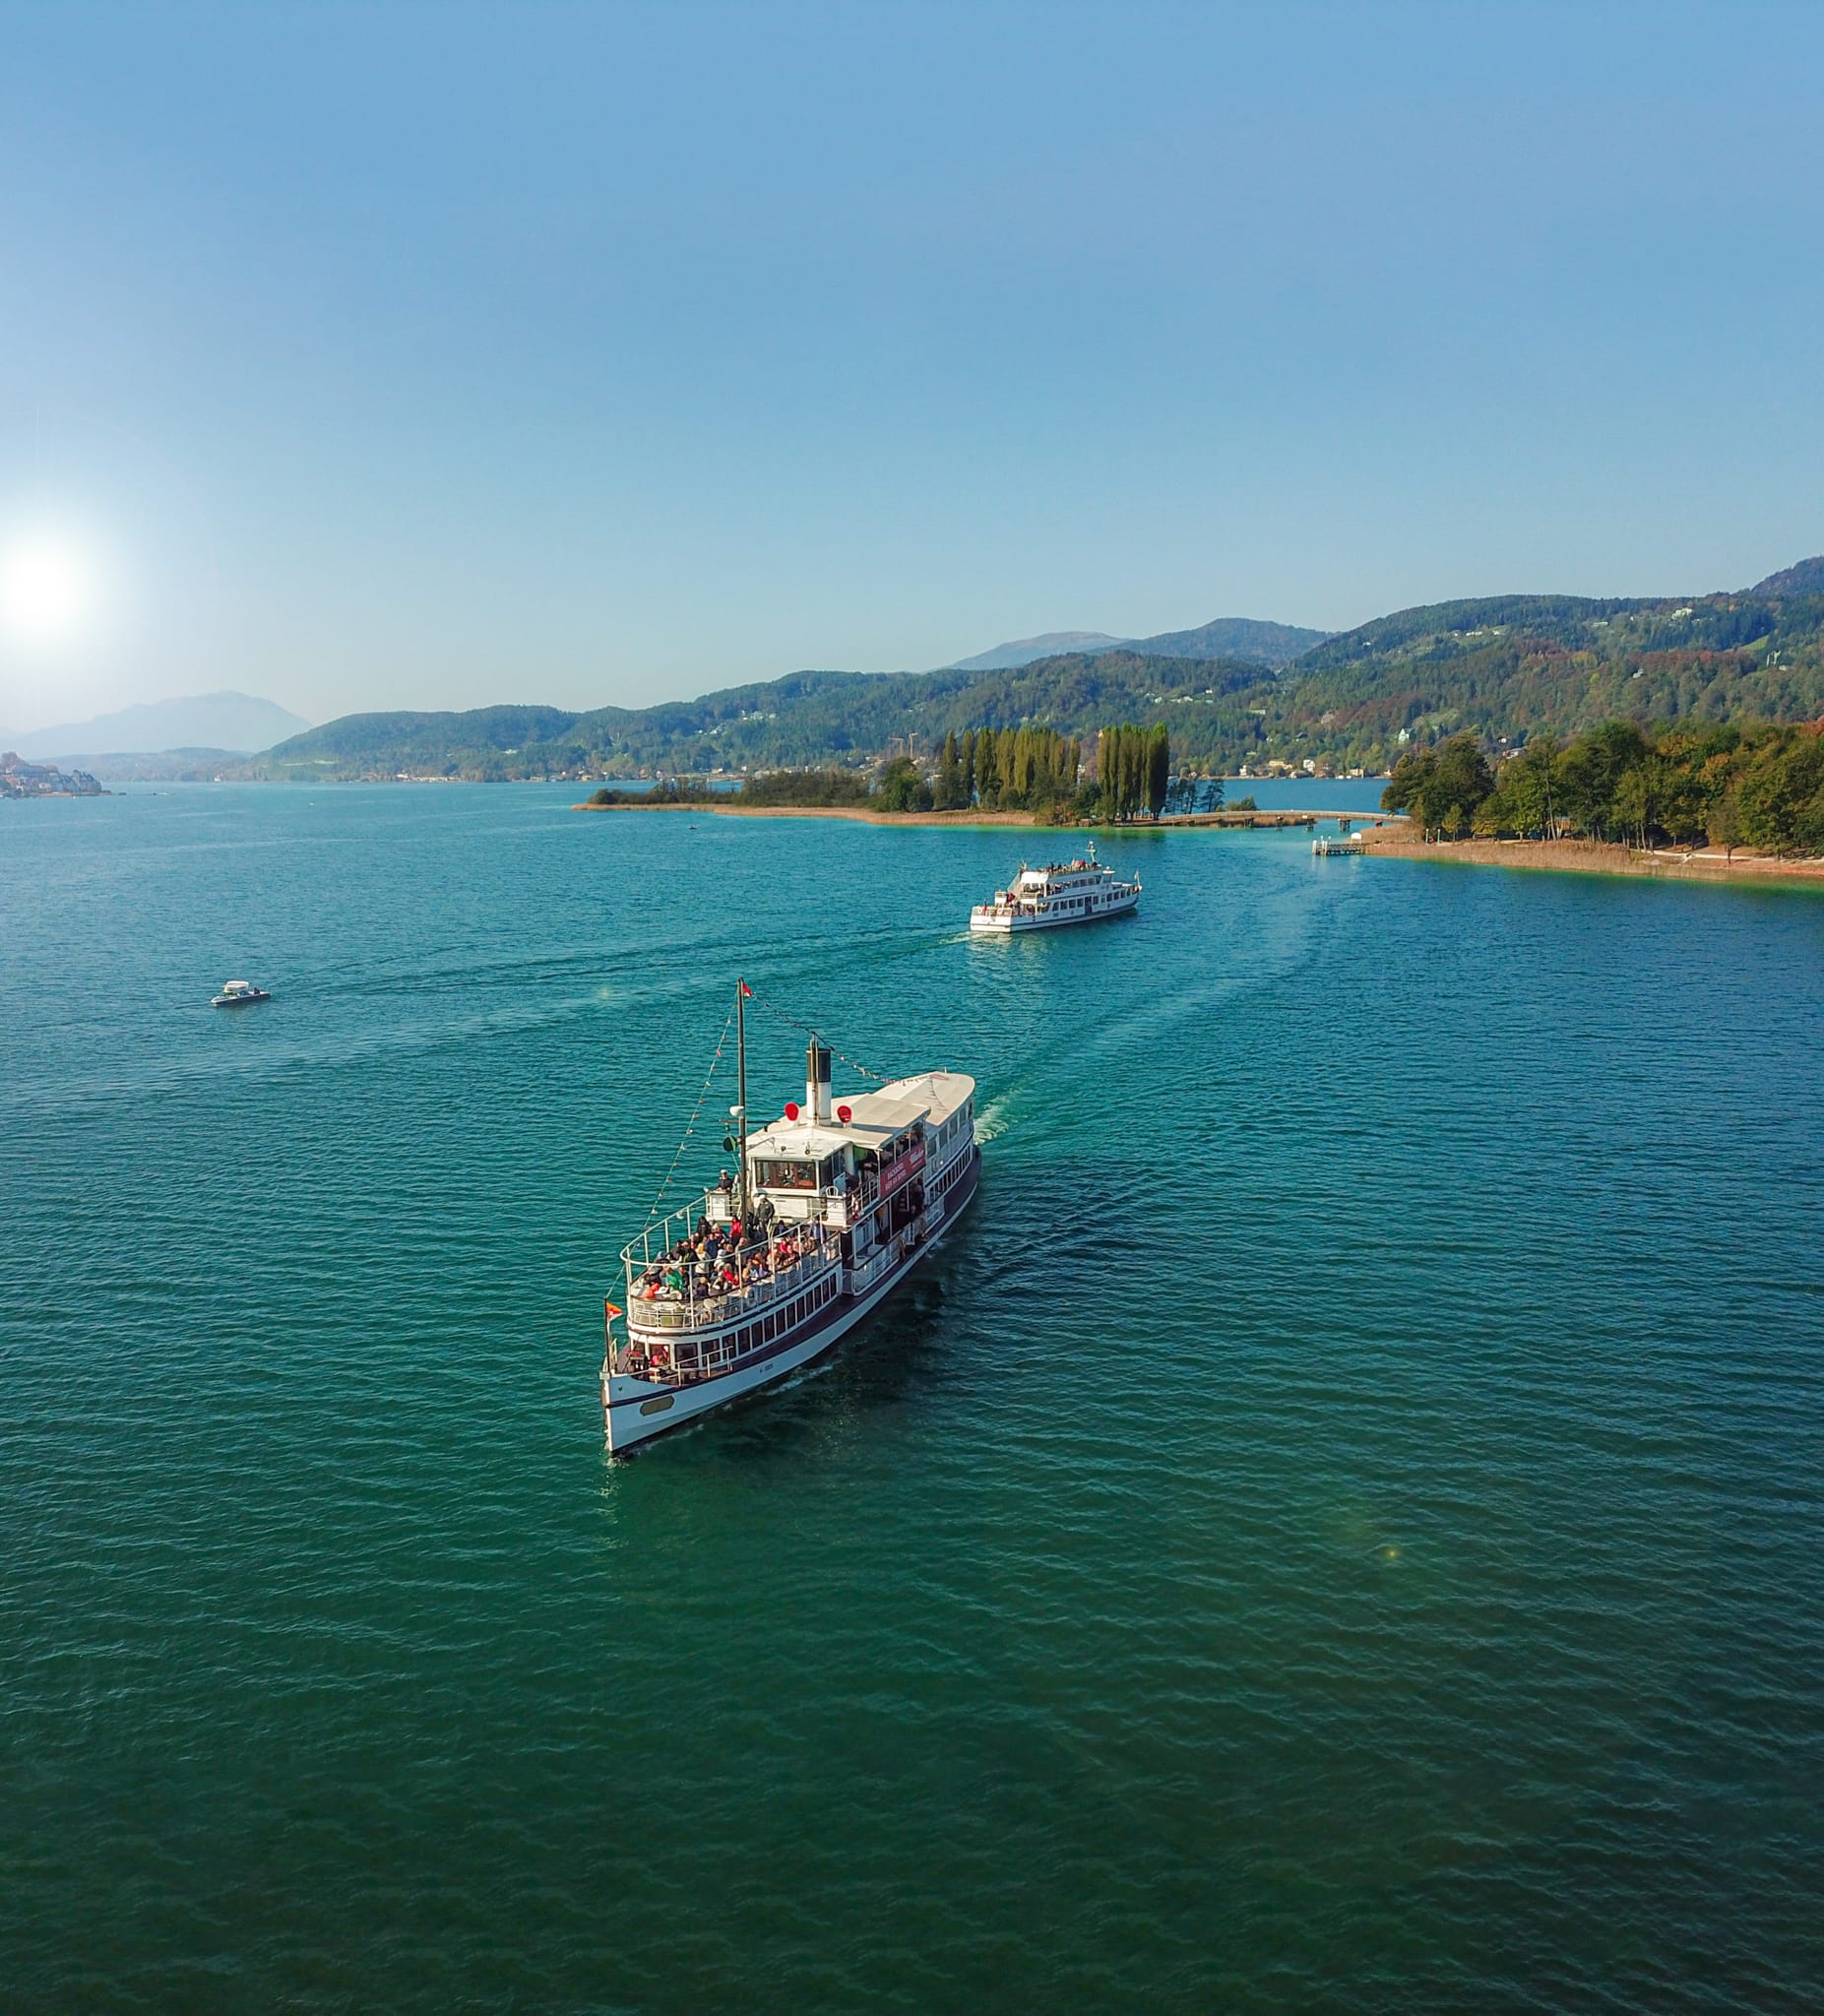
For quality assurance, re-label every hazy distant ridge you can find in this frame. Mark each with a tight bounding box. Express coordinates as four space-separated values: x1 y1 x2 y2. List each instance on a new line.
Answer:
8 690 310 760
947 615 1329 672
946 631 1126 671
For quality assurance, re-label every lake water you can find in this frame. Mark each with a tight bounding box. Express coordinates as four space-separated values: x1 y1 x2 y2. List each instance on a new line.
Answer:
1217 775 1391 813
4 786 1822 2012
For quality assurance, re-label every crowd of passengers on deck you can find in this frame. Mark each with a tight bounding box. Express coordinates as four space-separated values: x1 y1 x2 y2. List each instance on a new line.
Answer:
633 1205 821 1307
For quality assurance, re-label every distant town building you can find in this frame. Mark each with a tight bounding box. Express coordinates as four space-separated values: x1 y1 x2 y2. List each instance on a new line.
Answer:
1 751 103 797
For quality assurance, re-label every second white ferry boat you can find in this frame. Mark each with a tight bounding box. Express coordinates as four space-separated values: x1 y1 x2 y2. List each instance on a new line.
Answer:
968 841 1140 933
602 984 979 1454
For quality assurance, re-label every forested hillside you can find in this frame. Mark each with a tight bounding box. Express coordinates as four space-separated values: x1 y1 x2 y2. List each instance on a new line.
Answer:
1278 578 1824 773
252 653 1274 781
249 560 1824 782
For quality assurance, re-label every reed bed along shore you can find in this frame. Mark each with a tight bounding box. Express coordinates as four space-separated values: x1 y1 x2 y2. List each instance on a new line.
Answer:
574 799 1343 829
574 800 1044 825
1362 829 1824 887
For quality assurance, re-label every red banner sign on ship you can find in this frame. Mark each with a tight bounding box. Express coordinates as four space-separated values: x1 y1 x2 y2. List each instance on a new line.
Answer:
879 1140 926 1199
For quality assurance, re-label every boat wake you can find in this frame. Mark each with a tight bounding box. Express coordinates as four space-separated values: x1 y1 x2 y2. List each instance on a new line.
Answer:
974 1093 1012 1143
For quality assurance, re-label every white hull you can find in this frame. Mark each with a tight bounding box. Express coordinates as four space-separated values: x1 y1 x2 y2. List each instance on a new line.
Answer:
603 1150 980 1453
969 886 1140 932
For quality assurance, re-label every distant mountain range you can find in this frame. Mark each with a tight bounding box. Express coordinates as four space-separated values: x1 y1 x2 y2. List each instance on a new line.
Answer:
3 691 310 762
946 615 1328 672
243 554 1824 784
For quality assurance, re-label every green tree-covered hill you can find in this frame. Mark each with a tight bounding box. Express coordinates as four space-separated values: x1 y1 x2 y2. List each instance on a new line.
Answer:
251 654 1275 781
247 558 1824 782
1273 573 1824 772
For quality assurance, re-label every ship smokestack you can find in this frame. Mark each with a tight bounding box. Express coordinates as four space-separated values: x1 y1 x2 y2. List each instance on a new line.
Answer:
806 1039 832 1124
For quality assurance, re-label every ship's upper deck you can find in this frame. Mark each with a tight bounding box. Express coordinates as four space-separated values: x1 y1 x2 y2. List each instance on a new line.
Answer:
744 1070 975 1162
1012 856 1114 893
615 1068 977 1350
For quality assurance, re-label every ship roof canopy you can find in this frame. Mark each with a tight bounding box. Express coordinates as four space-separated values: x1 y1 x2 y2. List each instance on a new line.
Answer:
746 1070 975 1160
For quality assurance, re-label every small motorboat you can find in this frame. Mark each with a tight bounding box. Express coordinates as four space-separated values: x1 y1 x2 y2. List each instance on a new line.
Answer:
212 979 271 1007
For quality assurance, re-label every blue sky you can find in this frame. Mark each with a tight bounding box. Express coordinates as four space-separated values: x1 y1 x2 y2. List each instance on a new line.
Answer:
1 0 1820 730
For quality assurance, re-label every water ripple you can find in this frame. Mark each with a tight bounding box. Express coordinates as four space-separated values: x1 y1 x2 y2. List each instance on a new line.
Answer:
2 787 1821 2012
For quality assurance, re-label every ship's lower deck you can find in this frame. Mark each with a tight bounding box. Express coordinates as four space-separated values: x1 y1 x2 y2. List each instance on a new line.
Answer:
969 887 1139 932
603 1147 980 1452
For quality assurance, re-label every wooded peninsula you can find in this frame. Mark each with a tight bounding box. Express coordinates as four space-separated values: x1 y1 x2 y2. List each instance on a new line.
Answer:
583 724 1174 825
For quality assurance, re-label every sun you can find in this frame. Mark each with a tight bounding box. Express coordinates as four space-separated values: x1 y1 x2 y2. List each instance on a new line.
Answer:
0 536 94 642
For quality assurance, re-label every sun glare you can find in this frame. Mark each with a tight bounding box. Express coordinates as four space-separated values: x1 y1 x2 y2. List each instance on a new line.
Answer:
0 536 94 642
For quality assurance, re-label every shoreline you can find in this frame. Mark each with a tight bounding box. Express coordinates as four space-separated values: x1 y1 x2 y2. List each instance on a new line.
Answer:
573 800 1044 825
1362 832 1824 889
570 797 1824 885
572 800 1373 829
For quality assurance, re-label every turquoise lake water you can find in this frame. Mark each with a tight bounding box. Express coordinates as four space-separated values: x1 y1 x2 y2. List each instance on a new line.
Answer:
4 786 1822 2012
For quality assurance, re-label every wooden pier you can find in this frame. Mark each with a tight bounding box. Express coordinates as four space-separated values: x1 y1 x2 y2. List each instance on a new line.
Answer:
1157 810 1401 831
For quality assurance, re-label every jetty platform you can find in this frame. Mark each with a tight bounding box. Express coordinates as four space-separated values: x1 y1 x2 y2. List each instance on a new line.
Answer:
1158 810 1402 831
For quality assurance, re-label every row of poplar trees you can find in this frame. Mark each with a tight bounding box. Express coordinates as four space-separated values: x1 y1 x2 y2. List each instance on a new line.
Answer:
1098 723 1171 822
934 726 1083 810
931 722 1171 817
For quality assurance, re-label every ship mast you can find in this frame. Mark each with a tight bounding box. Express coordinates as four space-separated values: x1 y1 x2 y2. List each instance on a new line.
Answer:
735 976 749 1211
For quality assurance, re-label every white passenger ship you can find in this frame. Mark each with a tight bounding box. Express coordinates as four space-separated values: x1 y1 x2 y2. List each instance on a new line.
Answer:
968 842 1141 933
602 987 979 1453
